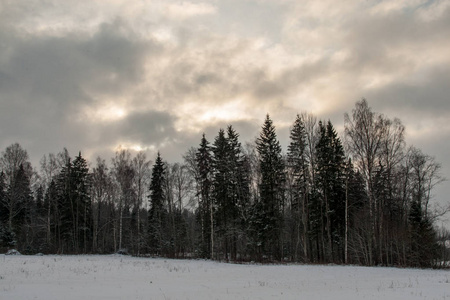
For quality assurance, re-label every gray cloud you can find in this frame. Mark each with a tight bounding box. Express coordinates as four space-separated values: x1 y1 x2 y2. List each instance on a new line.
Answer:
103 110 178 146
0 16 163 162
365 66 450 117
0 0 449 214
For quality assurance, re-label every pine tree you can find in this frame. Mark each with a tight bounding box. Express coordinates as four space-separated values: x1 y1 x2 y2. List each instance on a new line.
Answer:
148 152 166 254
253 114 285 260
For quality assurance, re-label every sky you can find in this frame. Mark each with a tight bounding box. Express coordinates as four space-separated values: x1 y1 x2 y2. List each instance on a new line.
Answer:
0 0 449 223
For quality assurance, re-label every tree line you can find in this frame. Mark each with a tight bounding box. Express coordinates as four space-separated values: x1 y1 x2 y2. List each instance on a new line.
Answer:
0 99 448 267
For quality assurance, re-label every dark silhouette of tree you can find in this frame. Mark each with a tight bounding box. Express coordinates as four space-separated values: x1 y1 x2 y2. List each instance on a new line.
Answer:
287 114 310 262
0 171 8 228
72 152 92 253
196 134 214 258
54 152 91 253
0 105 445 268
148 152 167 254
252 114 285 260
226 125 251 260
212 128 230 259
314 121 346 262
211 126 250 260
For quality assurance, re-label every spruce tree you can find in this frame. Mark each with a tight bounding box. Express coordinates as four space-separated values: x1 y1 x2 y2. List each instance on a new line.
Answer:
326 121 346 259
54 152 92 253
196 134 213 258
44 179 59 252
287 114 310 261
0 171 16 249
72 152 92 253
253 114 285 260
148 152 166 254
211 126 249 260
226 125 250 260
56 157 74 252
7 164 33 247
212 129 230 259
409 199 437 267
314 120 346 262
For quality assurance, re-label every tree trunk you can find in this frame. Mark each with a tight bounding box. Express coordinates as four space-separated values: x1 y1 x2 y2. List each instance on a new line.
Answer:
210 201 214 260
345 176 349 264
119 199 123 250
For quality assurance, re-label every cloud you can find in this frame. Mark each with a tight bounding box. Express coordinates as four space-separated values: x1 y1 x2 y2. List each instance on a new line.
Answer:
0 0 449 200
0 13 162 162
107 110 177 146
166 2 217 20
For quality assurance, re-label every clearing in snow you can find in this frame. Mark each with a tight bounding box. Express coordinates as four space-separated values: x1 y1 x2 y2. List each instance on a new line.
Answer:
1 255 449 300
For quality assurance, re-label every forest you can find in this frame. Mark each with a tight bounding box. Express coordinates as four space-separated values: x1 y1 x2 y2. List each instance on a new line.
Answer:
0 99 449 268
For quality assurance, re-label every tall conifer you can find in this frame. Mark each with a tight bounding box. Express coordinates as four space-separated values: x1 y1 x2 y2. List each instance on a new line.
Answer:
148 152 166 254
287 114 310 261
253 114 285 260
196 134 213 258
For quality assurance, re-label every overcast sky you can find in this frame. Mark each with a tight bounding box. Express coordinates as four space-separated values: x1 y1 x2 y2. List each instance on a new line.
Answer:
1 0 449 222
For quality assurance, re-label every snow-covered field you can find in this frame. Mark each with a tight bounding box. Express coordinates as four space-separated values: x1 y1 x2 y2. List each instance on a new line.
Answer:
1 255 449 300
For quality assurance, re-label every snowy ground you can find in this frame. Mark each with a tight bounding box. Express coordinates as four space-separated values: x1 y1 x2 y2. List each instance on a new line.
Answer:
1 255 449 300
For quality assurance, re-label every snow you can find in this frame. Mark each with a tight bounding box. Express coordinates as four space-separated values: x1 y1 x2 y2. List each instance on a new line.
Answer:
5 249 21 256
1 255 449 300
